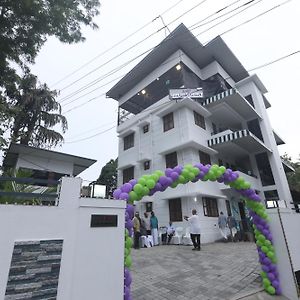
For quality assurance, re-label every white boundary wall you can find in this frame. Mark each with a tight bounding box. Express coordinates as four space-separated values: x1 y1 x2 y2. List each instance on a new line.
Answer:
0 177 126 300
269 208 300 300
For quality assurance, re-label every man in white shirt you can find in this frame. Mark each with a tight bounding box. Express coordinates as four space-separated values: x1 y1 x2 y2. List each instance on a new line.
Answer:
184 209 201 251
166 222 176 245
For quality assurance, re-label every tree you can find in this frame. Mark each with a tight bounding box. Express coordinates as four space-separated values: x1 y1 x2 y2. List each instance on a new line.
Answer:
9 73 67 148
281 153 300 193
0 0 100 80
96 158 118 198
0 0 100 151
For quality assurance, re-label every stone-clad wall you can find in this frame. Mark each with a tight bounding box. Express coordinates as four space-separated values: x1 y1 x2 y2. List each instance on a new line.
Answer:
5 240 63 300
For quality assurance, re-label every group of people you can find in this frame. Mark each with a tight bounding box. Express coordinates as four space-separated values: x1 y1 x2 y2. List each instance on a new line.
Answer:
218 211 238 241
133 211 159 249
132 209 238 251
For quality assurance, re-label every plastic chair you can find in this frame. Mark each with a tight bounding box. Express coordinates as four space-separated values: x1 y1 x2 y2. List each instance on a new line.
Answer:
182 227 193 245
172 227 183 245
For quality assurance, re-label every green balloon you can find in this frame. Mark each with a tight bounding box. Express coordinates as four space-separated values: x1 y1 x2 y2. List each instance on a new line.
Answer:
258 234 266 242
142 187 150 196
267 251 275 260
155 170 164 176
133 184 143 194
266 286 276 295
150 174 159 181
129 191 138 202
191 167 200 176
125 255 132 268
181 169 189 178
219 166 226 173
125 248 129 257
125 237 133 249
138 178 146 186
184 164 194 170
146 179 156 189
125 229 129 237
171 182 178 188
261 271 267 278
263 278 271 287
187 172 195 181
261 246 269 253
264 240 272 247
178 175 185 184
256 240 263 247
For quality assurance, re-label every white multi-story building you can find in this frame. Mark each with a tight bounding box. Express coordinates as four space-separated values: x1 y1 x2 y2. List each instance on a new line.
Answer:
106 24 293 243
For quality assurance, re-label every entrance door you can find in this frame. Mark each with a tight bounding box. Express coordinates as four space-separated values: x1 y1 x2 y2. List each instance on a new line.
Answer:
238 202 249 232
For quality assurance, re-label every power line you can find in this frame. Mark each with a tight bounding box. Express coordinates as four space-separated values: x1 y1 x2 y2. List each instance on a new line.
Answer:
56 0 211 93
61 0 294 114
58 0 257 105
50 0 186 88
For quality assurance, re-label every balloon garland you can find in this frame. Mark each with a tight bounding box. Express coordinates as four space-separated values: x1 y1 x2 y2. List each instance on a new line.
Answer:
113 163 281 299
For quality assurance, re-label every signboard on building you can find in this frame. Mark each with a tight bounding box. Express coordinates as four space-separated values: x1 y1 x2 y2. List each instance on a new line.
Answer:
169 88 203 100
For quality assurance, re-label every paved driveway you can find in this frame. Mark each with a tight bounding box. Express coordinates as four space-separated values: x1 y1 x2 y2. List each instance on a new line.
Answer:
131 242 262 300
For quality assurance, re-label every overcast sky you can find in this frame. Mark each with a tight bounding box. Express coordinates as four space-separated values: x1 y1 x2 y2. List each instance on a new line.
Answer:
30 0 300 182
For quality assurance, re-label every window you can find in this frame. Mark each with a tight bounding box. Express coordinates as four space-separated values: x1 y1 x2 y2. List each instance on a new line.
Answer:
247 119 264 142
146 202 153 213
123 167 134 184
124 133 134 150
255 152 275 186
165 152 178 168
169 198 182 222
193 111 206 129
199 150 211 165
264 190 279 208
143 160 150 170
226 200 232 216
203 197 219 217
245 94 255 108
163 112 174 132
143 124 149 133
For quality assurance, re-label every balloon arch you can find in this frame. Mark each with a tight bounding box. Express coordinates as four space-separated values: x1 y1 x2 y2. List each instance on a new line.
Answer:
113 163 281 300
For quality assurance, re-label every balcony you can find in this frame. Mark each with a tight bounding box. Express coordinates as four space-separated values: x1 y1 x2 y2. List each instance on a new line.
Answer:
208 129 272 156
202 89 262 126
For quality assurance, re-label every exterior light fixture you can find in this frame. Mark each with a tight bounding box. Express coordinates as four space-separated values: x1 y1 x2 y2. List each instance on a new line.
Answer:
176 64 181 71
141 89 146 95
156 78 160 81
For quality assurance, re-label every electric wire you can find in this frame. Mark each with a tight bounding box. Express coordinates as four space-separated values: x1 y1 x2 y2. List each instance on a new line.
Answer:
56 0 211 93
50 0 186 88
59 0 259 105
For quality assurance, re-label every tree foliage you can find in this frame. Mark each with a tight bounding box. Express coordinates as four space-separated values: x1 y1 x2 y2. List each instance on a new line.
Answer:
97 158 118 198
9 73 68 148
281 153 300 193
0 0 100 151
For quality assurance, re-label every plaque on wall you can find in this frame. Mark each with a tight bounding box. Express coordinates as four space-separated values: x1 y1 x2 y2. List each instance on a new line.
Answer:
90 214 118 227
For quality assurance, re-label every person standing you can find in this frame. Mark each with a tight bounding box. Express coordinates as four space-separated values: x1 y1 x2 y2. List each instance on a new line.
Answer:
150 211 159 246
142 212 151 236
166 222 176 245
227 215 238 242
133 212 141 249
218 211 228 241
184 209 201 251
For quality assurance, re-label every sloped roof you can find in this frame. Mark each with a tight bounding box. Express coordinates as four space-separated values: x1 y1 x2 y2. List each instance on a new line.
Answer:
3 143 97 176
107 23 249 100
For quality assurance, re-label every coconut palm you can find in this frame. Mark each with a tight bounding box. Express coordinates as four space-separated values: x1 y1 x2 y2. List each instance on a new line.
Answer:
10 73 68 148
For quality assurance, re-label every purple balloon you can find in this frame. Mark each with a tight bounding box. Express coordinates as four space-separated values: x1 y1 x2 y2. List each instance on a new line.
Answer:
124 286 130 300
124 270 132 287
165 168 173 177
121 183 133 193
154 182 163 192
275 287 282 295
128 227 133 237
159 176 169 187
125 219 133 230
194 163 203 169
262 229 269 236
262 265 270 273
125 212 129 222
126 204 134 219
272 280 280 289
263 257 272 266
269 263 277 271
267 272 276 281
119 192 129 201
113 188 122 199
173 165 183 174
129 179 137 186
170 172 179 181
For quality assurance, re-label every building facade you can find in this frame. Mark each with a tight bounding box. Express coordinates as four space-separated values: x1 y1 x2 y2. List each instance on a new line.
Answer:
107 24 293 243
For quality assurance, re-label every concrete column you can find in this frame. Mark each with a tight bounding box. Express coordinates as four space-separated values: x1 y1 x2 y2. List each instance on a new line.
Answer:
268 208 299 300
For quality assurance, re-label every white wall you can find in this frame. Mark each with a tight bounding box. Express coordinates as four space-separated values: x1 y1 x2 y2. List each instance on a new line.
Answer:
268 208 300 300
0 177 126 300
